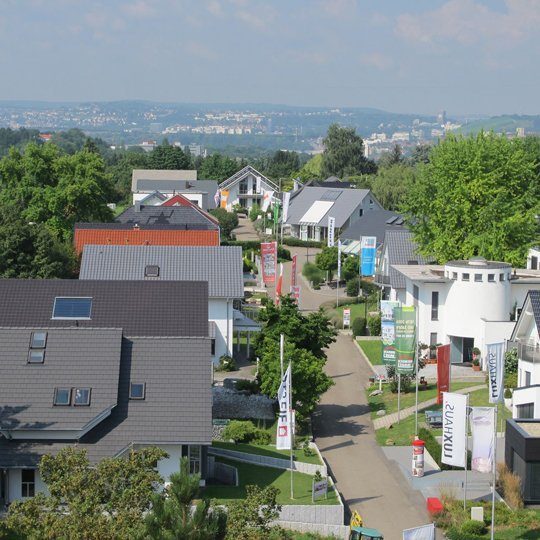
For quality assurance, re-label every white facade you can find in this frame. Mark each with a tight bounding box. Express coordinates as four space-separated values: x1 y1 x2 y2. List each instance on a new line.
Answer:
219 166 278 211
527 247 540 270
209 298 234 362
133 191 206 208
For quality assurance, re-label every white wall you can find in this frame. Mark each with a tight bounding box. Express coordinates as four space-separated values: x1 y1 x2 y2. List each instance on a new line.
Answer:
155 444 184 480
133 191 204 207
513 386 540 418
7 469 48 504
209 299 233 362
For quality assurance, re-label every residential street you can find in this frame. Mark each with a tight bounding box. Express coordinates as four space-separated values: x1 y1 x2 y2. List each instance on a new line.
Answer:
312 334 431 537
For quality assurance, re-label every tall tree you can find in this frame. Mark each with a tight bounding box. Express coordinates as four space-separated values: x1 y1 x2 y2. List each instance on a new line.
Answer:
209 207 238 239
198 153 242 180
409 143 432 165
377 144 403 168
371 163 416 211
149 141 192 170
321 124 376 177
402 132 540 266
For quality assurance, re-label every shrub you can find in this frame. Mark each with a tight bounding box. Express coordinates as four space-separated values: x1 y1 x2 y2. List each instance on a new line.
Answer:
506 371 518 389
505 347 518 374
236 379 260 394
249 204 261 222
251 429 271 445
351 317 366 337
243 257 254 273
217 354 236 372
367 314 381 336
277 246 292 262
346 278 359 297
389 375 411 394
303 439 315 457
222 420 257 443
504 387 512 399
302 262 325 287
497 463 523 509
460 519 487 536
282 237 323 248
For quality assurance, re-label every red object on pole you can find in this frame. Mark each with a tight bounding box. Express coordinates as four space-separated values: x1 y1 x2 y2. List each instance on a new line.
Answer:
436 344 451 405
412 438 425 477
261 242 277 284
291 255 297 287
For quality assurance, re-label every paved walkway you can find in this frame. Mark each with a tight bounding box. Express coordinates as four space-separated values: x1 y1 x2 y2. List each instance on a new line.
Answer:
234 215 259 241
373 384 486 429
313 334 431 538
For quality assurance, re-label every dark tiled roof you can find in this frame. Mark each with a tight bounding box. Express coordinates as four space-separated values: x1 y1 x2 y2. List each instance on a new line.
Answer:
0 328 122 433
529 290 540 330
80 246 244 298
75 222 215 231
0 280 208 337
115 205 218 230
340 210 407 245
385 230 430 289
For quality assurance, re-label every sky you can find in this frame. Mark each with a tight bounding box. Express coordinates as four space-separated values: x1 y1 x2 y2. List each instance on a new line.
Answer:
1 0 539 115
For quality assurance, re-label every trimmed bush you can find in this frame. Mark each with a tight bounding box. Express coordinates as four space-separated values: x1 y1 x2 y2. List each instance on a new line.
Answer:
302 262 324 287
217 355 236 372
222 420 257 443
282 237 323 248
352 317 366 337
390 375 412 394
235 379 260 394
346 278 359 297
251 430 271 445
249 204 261 222
460 520 487 536
367 314 381 336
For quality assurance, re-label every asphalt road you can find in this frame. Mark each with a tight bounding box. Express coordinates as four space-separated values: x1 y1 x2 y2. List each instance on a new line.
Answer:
312 333 431 538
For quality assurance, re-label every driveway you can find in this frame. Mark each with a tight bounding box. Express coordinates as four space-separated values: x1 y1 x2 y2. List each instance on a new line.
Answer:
312 333 431 537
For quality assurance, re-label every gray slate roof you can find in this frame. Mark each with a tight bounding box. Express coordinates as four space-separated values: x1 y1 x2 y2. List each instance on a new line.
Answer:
80 246 244 298
340 210 407 245
529 290 540 330
0 280 209 337
115 205 218 230
0 328 122 433
385 230 430 290
285 186 372 228
135 179 218 195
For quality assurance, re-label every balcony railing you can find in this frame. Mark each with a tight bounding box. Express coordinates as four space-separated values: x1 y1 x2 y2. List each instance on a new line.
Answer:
508 340 540 364
374 273 390 285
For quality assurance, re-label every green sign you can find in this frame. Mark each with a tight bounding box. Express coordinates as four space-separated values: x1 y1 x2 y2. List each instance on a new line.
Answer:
394 306 416 374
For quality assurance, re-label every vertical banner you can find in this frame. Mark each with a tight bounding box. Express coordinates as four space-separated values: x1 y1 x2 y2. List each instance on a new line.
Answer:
381 301 400 366
436 344 451 405
403 524 436 540
213 189 221 207
343 308 351 328
337 240 342 280
275 263 283 304
261 189 274 212
470 407 495 473
327 216 335 247
291 254 297 287
220 189 229 209
273 200 280 227
261 242 277 284
487 342 505 403
290 285 300 304
276 363 292 450
441 392 467 468
394 306 416 374
282 192 291 223
256 175 262 194
360 236 377 276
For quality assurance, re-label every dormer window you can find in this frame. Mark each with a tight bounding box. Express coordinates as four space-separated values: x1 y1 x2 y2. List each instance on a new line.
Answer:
30 331 47 349
54 388 71 406
52 297 92 320
28 350 45 364
74 388 91 406
144 265 160 278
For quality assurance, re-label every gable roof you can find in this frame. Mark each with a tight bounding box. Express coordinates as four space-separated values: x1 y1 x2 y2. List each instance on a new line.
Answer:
511 290 540 341
138 191 169 205
285 186 373 228
385 230 430 290
115 205 219 230
0 280 209 337
341 210 407 245
161 194 219 225
219 165 278 191
131 169 197 192
80 246 244 298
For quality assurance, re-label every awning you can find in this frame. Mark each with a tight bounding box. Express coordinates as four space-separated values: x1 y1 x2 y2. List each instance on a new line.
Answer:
341 240 361 256
233 309 261 331
299 200 334 226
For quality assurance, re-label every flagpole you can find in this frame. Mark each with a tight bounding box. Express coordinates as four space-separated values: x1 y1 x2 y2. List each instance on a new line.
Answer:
290 358 294 500
464 394 469 510
280 334 284 379
415 305 419 436
491 405 497 540
397 373 401 424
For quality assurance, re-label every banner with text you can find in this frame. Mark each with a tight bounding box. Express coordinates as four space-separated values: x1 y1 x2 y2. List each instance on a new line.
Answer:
327 216 335 247
470 407 495 473
381 301 400 366
261 189 274 212
290 285 300 305
487 342 505 404
441 392 467 468
360 236 377 276
282 192 291 223
394 306 416 374
291 254 297 287
337 240 342 280
261 242 277 284
276 363 292 450
437 344 451 405
343 308 351 328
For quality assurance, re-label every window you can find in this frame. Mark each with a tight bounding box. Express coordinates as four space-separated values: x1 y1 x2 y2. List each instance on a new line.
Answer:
359 208 363 217
30 331 47 349
474 274 482 282
429 333 438 359
211 339 216 356
431 291 439 321
500 273 505 281
532 256 538 270
488 274 495 282
52 297 92 319
462 273 470 281
53 388 71 406
413 285 419 308
129 382 146 400
517 402 534 419
28 350 45 364
525 371 532 387
451 272 457 280
189 445 201 475
144 265 160 278
73 388 91 406
21 469 35 497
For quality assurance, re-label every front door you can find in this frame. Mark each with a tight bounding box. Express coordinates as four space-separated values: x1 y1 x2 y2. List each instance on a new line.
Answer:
463 337 475 362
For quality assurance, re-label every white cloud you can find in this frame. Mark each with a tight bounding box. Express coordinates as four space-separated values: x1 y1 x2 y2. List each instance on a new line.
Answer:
206 0 223 17
235 4 276 29
360 51 393 70
122 0 157 19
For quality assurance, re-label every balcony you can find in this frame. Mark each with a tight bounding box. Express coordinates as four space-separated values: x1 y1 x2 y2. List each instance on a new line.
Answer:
509 340 540 364
374 273 390 286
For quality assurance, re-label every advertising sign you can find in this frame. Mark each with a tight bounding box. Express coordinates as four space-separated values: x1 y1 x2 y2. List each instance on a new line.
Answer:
220 189 229 209
436 344 451 405
291 254 297 287
312 478 328 501
276 364 292 450
360 236 377 276
403 524 436 540
337 240 342 280
381 300 400 366
282 192 291 223
487 342 505 404
412 439 425 478
394 306 416 374
290 285 300 304
470 407 495 473
327 216 335 247
261 189 274 212
273 200 280 226
261 242 277 284
343 308 351 328
256 175 262 194
441 392 467 468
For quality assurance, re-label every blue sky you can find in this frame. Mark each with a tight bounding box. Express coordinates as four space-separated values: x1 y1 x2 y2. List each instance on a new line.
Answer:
1 0 539 115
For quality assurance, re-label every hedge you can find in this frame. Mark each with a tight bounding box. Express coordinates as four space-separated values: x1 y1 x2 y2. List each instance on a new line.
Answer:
352 317 366 337
282 237 323 248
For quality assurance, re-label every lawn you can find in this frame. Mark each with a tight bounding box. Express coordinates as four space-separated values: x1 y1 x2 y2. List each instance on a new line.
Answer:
212 441 323 466
202 457 339 505
375 387 511 446
357 339 382 365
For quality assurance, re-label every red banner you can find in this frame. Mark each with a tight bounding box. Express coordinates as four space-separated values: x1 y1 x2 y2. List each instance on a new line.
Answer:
261 242 277 284
436 344 451 405
291 254 297 287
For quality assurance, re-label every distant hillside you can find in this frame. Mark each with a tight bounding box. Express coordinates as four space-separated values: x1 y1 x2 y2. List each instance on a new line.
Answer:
458 115 540 135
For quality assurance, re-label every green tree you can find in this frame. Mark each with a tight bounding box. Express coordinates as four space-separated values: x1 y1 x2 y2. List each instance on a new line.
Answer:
198 153 242 180
402 132 540 266
294 153 323 182
209 207 239 239
409 143 431 165
371 163 416 211
107 149 150 202
144 457 225 540
6 447 167 540
342 254 359 281
51 128 88 154
258 150 301 180
321 124 376 177
315 246 339 278
149 141 192 170
377 144 403 168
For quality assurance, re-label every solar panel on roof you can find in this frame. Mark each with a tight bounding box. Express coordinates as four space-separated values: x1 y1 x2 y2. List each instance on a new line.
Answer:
395 218 404 226
52 297 92 319
320 190 342 201
386 216 398 224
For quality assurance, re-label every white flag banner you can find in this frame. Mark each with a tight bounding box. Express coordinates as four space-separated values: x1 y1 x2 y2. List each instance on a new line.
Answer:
327 216 335 247
256 175 262 194
337 240 342 280
487 342 505 403
470 407 495 473
441 392 467 468
261 189 274 212
276 363 292 450
403 523 436 540
282 192 291 223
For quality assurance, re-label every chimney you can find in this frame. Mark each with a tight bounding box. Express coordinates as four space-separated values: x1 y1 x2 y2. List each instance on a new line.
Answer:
134 202 141 213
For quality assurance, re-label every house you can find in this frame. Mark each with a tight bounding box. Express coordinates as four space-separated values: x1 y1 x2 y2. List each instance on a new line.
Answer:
73 204 220 254
508 290 540 419
527 247 540 270
131 169 219 210
0 279 212 506
374 230 431 303
392 257 540 365
284 186 383 242
79 245 254 363
218 165 278 211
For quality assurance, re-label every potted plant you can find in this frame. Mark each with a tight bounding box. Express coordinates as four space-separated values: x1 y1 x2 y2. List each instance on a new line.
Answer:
472 347 481 361
504 387 513 409
472 358 481 371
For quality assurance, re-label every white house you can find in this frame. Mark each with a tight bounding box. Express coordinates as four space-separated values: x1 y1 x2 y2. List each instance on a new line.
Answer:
392 257 540 365
218 165 278 211
527 247 540 270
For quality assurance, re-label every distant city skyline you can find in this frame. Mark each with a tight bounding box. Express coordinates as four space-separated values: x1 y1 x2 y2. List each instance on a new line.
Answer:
1 0 539 115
